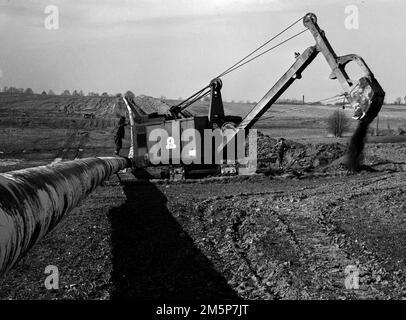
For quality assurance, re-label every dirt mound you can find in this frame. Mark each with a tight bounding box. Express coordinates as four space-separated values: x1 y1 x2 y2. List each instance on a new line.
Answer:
58 94 173 119
132 95 172 116
257 133 405 175
257 132 347 172
59 97 119 118
96 99 127 118
301 143 348 168
82 94 173 119
257 132 298 156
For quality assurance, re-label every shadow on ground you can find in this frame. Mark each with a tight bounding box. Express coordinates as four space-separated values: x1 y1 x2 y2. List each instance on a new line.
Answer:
108 179 239 299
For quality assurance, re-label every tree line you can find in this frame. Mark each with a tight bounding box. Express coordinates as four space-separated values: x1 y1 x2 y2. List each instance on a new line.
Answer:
1 86 118 97
3 85 405 105
392 96 406 105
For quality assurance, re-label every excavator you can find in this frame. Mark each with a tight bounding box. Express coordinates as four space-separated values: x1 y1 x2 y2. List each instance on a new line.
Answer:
123 13 385 179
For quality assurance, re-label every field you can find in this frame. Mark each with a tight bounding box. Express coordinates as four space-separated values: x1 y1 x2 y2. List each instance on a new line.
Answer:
1 93 404 173
0 93 405 299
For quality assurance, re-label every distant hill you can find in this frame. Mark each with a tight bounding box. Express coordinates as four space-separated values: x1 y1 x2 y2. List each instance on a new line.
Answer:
0 92 404 141
0 93 176 122
0 93 117 117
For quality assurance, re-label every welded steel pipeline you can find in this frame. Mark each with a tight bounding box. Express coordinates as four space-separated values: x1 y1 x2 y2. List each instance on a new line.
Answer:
0 157 131 278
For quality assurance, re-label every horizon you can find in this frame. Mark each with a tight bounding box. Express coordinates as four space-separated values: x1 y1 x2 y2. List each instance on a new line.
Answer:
0 0 405 103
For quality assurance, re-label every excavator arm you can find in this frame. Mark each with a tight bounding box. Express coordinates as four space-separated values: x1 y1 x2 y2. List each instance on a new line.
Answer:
303 13 385 124
234 12 385 133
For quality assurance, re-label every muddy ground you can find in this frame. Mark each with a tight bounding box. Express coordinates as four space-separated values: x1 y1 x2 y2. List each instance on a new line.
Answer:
0 142 405 300
0 93 405 299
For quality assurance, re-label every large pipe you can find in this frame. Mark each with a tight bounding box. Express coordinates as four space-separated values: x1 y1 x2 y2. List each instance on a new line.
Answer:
0 157 131 278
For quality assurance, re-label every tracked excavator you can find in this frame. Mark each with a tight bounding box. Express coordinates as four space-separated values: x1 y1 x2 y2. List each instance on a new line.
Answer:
123 13 385 179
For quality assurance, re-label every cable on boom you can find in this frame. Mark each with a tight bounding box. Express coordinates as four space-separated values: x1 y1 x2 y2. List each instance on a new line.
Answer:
172 15 308 113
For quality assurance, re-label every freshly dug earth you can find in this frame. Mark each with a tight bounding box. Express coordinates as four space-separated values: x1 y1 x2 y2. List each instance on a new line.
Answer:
0 165 405 299
257 132 348 173
257 133 406 174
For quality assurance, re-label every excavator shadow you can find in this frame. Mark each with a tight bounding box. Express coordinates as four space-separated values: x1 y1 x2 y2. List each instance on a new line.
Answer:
108 178 239 300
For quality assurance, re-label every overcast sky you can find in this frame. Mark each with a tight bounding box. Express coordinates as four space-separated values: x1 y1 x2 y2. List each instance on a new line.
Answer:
0 0 404 102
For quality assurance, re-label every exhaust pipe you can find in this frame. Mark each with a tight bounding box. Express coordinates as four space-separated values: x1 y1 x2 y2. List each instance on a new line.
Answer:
0 157 131 278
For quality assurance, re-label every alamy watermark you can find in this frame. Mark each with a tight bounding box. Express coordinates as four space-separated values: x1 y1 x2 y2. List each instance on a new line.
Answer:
345 5 359 30
146 124 257 173
44 5 59 30
44 265 59 290
344 265 360 290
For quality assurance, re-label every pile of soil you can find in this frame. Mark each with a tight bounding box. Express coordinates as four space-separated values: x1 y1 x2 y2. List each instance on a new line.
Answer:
132 95 172 116
96 100 126 118
61 94 173 119
256 132 348 172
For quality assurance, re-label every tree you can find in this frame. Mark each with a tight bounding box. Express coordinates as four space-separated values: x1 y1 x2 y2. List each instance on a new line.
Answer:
41 91 47 95
48 90 55 95
5 87 20 94
326 109 350 137
394 97 402 105
24 88 34 95
72 90 79 96
78 90 84 96
62 90 71 96
101 92 109 97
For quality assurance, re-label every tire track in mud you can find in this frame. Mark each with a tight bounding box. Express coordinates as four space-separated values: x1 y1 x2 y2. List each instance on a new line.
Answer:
303 172 406 299
274 172 405 298
195 196 283 299
229 206 285 300
195 190 320 299
192 172 405 299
